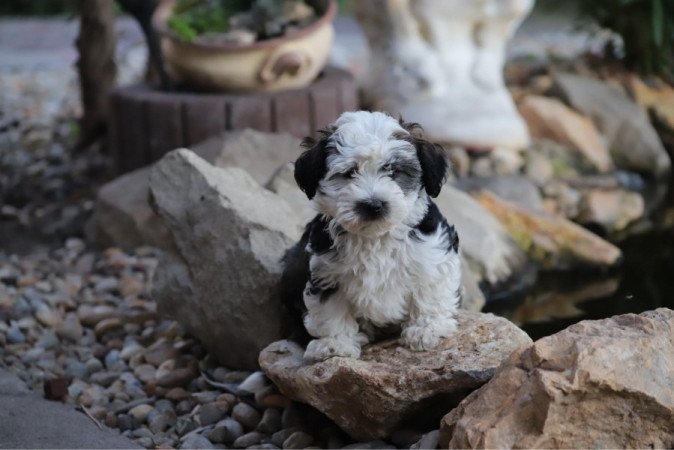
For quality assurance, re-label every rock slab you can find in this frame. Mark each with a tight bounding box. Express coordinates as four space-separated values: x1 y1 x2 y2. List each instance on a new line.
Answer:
260 311 531 440
150 149 303 369
440 308 674 449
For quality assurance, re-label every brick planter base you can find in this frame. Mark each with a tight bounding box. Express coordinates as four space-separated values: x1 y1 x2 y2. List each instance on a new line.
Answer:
109 66 358 174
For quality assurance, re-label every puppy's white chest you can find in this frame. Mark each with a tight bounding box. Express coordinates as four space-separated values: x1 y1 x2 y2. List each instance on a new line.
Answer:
318 235 418 326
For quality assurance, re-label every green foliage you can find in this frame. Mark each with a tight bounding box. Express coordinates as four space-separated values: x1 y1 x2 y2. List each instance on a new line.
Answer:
579 0 674 80
168 0 251 41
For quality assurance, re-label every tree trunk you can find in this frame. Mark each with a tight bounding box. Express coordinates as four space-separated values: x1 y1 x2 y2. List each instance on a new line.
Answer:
76 0 117 150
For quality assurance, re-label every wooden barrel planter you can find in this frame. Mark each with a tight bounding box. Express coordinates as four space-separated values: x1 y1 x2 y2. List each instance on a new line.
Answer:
108 66 358 174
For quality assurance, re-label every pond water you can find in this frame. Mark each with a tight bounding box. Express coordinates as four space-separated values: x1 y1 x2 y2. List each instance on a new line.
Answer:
486 178 674 340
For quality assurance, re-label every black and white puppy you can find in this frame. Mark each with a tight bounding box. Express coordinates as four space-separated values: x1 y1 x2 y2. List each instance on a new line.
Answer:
284 111 460 362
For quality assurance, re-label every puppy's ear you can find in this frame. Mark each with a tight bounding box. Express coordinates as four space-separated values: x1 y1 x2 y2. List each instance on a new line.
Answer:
401 121 449 198
294 129 333 199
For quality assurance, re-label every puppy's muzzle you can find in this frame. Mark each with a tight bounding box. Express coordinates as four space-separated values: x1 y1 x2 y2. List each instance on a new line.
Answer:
355 198 389 221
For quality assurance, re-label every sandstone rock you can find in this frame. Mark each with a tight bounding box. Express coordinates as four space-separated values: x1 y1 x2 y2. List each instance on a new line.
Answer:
576 188 645 233
519 95 613 173
440 309 674 449
354 0 532 149
88 129 303 250
476 191 621 269
553 73 671 177
626 75 674 135
260 311 531 440
435 185 527 286
150 149 303 369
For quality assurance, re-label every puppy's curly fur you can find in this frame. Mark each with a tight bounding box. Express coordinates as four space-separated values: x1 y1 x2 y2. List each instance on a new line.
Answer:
281 111 461 362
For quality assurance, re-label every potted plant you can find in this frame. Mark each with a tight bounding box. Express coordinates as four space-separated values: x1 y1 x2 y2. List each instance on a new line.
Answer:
152 0 337 92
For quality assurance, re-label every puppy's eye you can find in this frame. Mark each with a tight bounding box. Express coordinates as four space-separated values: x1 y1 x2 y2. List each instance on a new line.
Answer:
340 167 357 179
382 164 398 178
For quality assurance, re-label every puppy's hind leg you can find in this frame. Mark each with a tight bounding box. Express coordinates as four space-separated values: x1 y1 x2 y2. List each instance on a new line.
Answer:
303 289 366 362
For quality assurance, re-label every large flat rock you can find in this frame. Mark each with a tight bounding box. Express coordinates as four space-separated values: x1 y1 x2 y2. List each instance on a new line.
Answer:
440 308 674 449
0 369 137 449
260 311 531 440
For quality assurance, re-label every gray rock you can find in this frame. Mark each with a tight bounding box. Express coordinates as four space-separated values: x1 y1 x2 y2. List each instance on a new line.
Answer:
410 430 439 449
553 73 671 177
257 408 282 434
456 176 544 212
135 437 154 448
265 162 315 225
175 417 197 437
260 311 531 440
232 431 265 448
181 433 215 449
149 149 303 369
232 402 261 430
85 357 103 374
87 129 303 251
434 185 527 288
199 401 230 426
209 418 244 444
147 409 176 433
271 428 300 448
65 360 89 380
7 327 25 344
282 431 314 449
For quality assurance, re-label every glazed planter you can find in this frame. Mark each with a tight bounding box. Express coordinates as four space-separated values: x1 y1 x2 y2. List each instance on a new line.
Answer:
152 0 336 93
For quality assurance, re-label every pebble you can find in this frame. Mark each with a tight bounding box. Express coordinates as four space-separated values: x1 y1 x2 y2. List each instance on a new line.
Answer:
198 401 230 426
232 402 261 430
282 431 314 449
175 417 197 437
238 371 268 395
191 390 221 405
128 404 154 423
133 364 156 383
94 317 123 337
135 436 154 448
104 350 120 369
84 357 103 373
232 431 265 448
257 408 282 434
208 418 243 444
165 387 190 402
119 342 143 360
272 428 300 448
154 399 175 413
117 414 135 431
147 409 176 433
181 434 215 449
7 327 26 344
35 303 61 326
64 360 88 380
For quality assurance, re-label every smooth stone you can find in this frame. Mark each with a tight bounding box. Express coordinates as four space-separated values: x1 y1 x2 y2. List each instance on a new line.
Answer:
181 433 215 449
257 408 282 434
232 402 261 430
209 418 244 444
198 401 230 426
232 431 265 449
128 404 154 423
282 431 314 449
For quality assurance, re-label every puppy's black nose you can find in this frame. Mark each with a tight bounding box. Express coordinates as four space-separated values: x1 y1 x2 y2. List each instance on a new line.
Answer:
355 198 389 221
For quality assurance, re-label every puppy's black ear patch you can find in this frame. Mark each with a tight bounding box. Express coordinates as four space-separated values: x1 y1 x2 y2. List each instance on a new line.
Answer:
294 129 333 199
401 121 449 198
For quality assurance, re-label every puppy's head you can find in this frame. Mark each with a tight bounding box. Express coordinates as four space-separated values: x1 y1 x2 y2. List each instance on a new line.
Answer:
295 111 449 236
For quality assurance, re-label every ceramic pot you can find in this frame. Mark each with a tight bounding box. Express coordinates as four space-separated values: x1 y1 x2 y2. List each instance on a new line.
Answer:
152 0 336 92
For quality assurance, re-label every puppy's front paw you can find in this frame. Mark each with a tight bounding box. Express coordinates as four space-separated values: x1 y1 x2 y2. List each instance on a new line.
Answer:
304 336 361 362
402 319 457 351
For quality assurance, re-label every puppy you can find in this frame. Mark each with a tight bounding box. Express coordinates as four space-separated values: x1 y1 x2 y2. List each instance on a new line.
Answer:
282 111 461 362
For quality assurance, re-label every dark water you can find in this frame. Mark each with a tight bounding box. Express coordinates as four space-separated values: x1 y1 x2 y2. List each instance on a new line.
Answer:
485 180 674 341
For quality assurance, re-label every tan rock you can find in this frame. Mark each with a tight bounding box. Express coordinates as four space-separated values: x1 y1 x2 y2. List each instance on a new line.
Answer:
576 188 645 233
627 75 674 133
519 95 613 173
475 191 621 269
260 311 531 440
440 308 674 449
